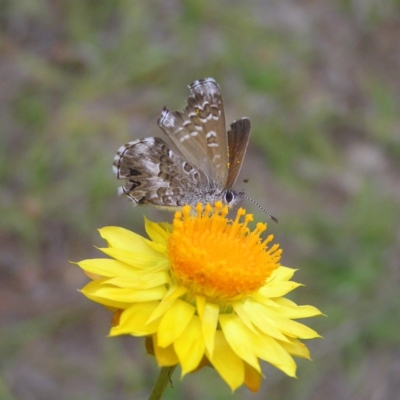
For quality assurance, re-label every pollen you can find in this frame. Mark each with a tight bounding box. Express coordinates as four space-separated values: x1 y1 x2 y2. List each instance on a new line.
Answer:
167 202 282 301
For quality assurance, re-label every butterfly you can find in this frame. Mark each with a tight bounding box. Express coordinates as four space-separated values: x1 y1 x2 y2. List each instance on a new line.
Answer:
112 78 251 209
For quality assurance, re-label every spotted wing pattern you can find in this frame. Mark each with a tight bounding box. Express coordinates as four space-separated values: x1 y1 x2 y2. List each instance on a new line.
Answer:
113 78 252 209
157 78 228 189
113 137 211 207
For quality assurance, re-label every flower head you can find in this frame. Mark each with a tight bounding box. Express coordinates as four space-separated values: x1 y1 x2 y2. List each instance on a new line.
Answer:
77 202 321 392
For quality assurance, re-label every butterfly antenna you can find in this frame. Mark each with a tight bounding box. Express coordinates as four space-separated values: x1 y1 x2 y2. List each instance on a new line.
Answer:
243 194 278 223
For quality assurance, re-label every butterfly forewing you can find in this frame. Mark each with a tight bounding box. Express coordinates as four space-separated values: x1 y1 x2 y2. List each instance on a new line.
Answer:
157 78 228 189
225 118 251 189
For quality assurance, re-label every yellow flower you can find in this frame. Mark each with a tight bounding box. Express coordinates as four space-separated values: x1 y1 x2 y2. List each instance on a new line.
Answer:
77 202 322 392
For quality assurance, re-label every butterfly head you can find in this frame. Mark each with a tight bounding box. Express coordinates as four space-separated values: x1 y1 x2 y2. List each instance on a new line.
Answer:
222 189 243 208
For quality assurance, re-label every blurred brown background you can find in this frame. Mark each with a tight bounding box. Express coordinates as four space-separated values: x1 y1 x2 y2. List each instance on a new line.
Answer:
1 1 400 399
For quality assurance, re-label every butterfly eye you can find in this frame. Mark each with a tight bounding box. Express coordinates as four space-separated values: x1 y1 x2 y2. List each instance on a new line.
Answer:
224 190 235 204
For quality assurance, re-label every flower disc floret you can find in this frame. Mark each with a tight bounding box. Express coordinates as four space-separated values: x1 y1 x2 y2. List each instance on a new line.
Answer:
168 202 282 300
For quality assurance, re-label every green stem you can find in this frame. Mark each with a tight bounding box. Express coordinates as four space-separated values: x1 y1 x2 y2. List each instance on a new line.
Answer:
148 366 177 400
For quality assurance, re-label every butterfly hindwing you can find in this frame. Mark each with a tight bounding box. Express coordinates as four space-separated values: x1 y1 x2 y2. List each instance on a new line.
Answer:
113 137 209 207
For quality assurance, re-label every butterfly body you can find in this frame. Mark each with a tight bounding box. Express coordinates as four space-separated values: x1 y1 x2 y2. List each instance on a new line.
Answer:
113 78 251 209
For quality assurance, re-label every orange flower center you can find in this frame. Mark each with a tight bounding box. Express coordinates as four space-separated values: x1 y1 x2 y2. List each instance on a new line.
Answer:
167 202 281 301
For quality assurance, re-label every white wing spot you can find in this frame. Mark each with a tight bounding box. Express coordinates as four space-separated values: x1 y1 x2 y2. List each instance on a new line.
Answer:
160 112 176 128
190 131 198 137
208 143 219 147
143 137 156 145
159 109 168 119
179 134 190 142
206 131 217 139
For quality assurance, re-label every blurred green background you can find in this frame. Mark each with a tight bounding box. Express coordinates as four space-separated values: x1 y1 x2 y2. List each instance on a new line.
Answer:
1 1 400 399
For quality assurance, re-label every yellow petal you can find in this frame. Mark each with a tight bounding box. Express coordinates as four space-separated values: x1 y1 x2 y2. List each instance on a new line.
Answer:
86 283 167 303
198 299 219 356
243 299 321 339
258 281 302 297
76 259 135 278
232 301 261 334
235 300 290 342
271 298 323 318
110 302 159 336
144 218 172 247
206 330 245 391
277 337 311 359
195 295 206 317
219 314 261 373
153 334 179 366
106 271 170 289
84 271 103 281
157 299 196 348
244 363 263 393
275 318 321 339
251 330 297 377
81 280 132 309
158 222 173 234
147 285 188 323
267 266 297 282
174 316 205 375
163 285 188 301
99 226 159 254
98 247 168 270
